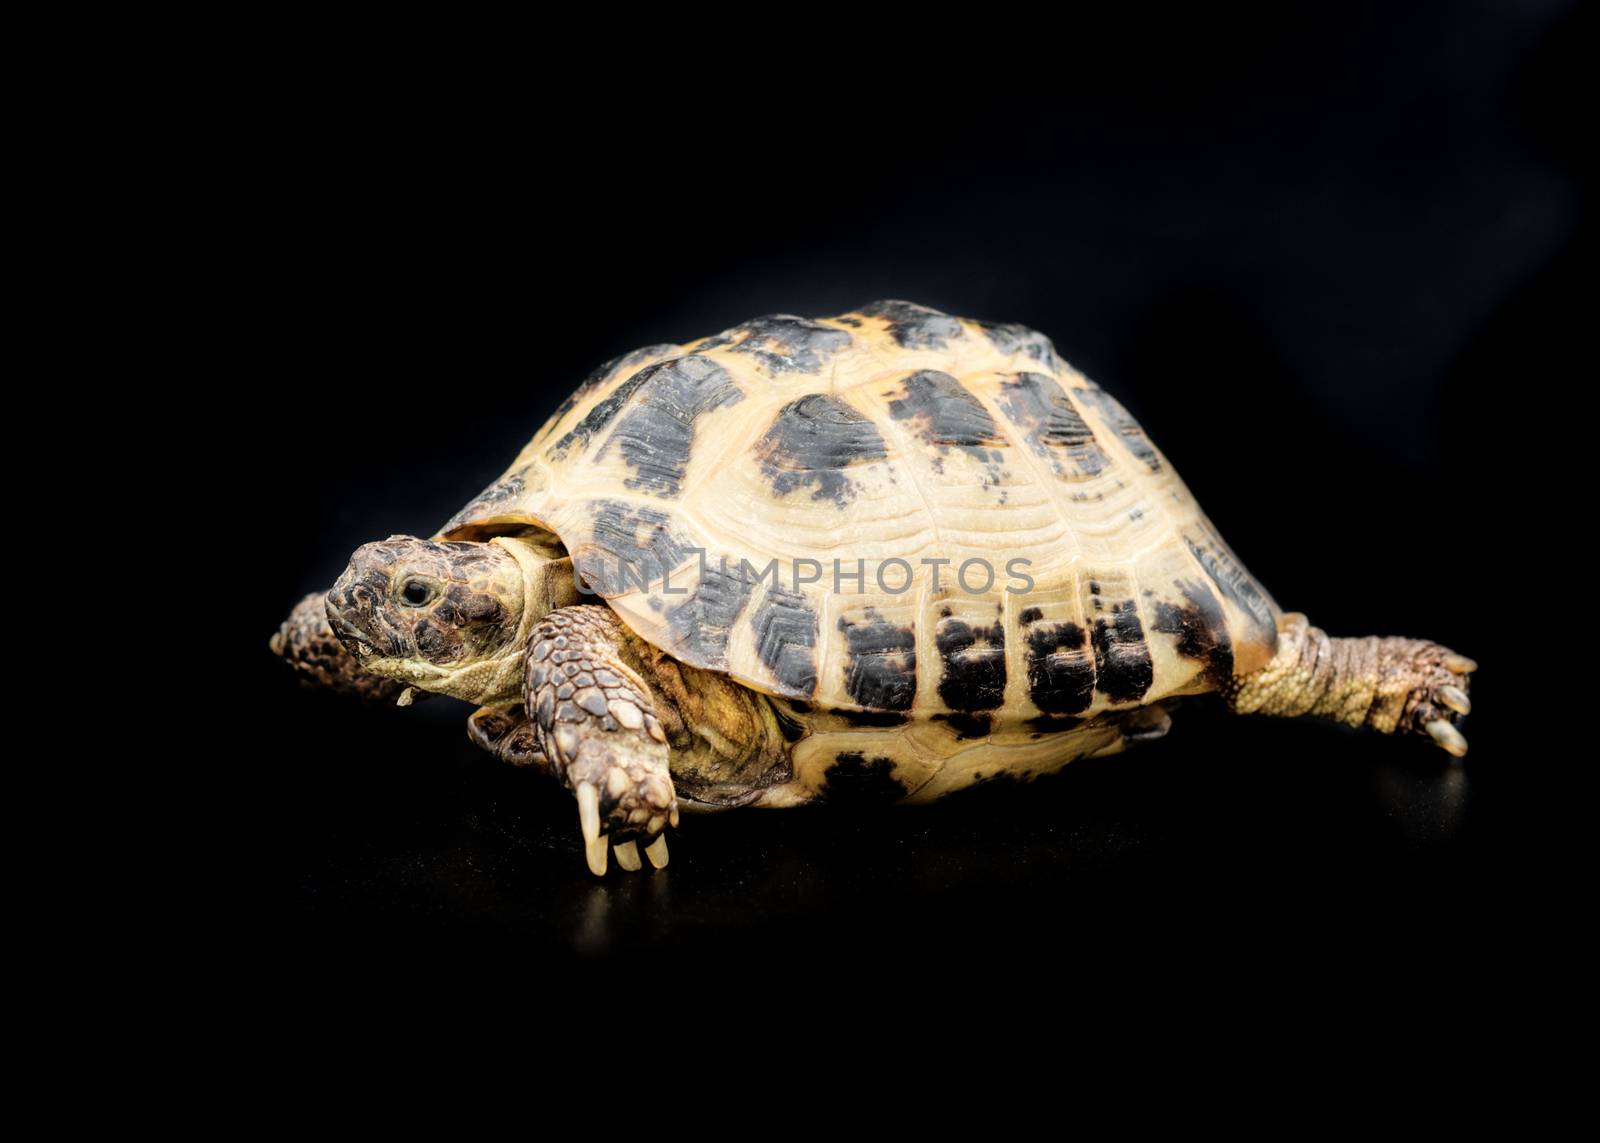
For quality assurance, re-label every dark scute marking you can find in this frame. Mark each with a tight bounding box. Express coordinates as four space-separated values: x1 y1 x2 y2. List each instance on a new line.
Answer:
442 469 527 532
754 393 888 508
666 556 756 669
1091 599 1154 703
1183 532 1276 636
976 319 1063 371
940 711 992 739
1025 620 1095 714
858 299 964 350
934 616 1007 712
887 370 1005 469
837 608 917 711
698 314 853 375
889 370 1001 446
997 372 1109 477
1020 606 1043 625
547 343 679 428
840 709 909 727
1073 385 1161 473
823 752 908 804
596 356 744 497
548 366 655 460
576 500 688 595
750 584 819 698
1152 578 1235 687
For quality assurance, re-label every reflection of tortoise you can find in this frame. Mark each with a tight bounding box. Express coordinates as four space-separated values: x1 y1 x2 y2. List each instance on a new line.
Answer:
274 301 1475 875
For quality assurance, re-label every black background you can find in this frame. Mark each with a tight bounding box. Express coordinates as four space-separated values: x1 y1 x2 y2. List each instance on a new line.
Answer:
240 5 1581 993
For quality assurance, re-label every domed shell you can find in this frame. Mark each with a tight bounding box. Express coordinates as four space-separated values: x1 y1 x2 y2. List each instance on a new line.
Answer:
439 301 1281 721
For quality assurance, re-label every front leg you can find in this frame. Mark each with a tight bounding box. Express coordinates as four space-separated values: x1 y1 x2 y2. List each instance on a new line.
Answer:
526 606 679 875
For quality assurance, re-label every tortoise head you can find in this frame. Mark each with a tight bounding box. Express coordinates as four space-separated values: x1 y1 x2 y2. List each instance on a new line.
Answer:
327 534 564 704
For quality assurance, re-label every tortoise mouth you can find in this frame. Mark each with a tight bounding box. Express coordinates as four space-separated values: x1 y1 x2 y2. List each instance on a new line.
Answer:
324 602 370 657
324 577 408 663
323 607 447 685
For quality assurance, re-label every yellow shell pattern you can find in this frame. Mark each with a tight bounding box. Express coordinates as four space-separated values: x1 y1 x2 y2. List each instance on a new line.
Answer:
440 302 1282 801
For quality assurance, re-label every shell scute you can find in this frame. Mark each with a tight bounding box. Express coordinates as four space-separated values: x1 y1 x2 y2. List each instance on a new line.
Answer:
692 314 855 377
439 302 1281 715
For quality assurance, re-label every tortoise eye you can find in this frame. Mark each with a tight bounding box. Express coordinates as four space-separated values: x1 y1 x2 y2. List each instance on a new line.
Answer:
400 580 432 607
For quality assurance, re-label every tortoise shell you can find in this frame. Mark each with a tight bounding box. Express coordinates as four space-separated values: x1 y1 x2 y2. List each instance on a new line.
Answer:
438 301 1282 727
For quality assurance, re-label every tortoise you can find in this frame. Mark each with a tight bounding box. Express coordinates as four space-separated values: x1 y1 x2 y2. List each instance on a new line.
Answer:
273 300 1476 875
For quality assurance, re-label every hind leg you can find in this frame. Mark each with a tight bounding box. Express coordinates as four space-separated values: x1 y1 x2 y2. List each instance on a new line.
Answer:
1230 613 1476 758
467 704 550 772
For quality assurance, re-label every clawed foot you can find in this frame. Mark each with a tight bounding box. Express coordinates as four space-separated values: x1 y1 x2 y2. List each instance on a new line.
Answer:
1229 615 1477 762
1406 649 1476 761
570 751 679 876
467 704 550 772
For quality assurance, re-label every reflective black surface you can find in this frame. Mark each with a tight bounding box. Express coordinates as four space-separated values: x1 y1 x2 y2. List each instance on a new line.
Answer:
235 4 1579 981
260 677 1512 962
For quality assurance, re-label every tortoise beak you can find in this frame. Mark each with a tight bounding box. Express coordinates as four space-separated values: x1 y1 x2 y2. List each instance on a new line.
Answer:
325 564 392 660
324 594 370 658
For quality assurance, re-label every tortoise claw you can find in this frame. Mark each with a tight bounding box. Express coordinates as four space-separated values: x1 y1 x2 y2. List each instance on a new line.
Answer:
614 839 643 871
644 834 670 869
1425 718 1468 760
576 776 675 876
1406 644 1473 761
578 782 609 875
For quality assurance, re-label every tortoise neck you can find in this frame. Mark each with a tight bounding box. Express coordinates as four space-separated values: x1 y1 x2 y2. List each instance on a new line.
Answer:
489 536 581 652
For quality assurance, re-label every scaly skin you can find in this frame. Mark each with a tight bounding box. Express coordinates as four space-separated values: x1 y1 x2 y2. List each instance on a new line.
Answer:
1228 613 1476 757
525 606 680 875
466 704 549 772
323 537 782 874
